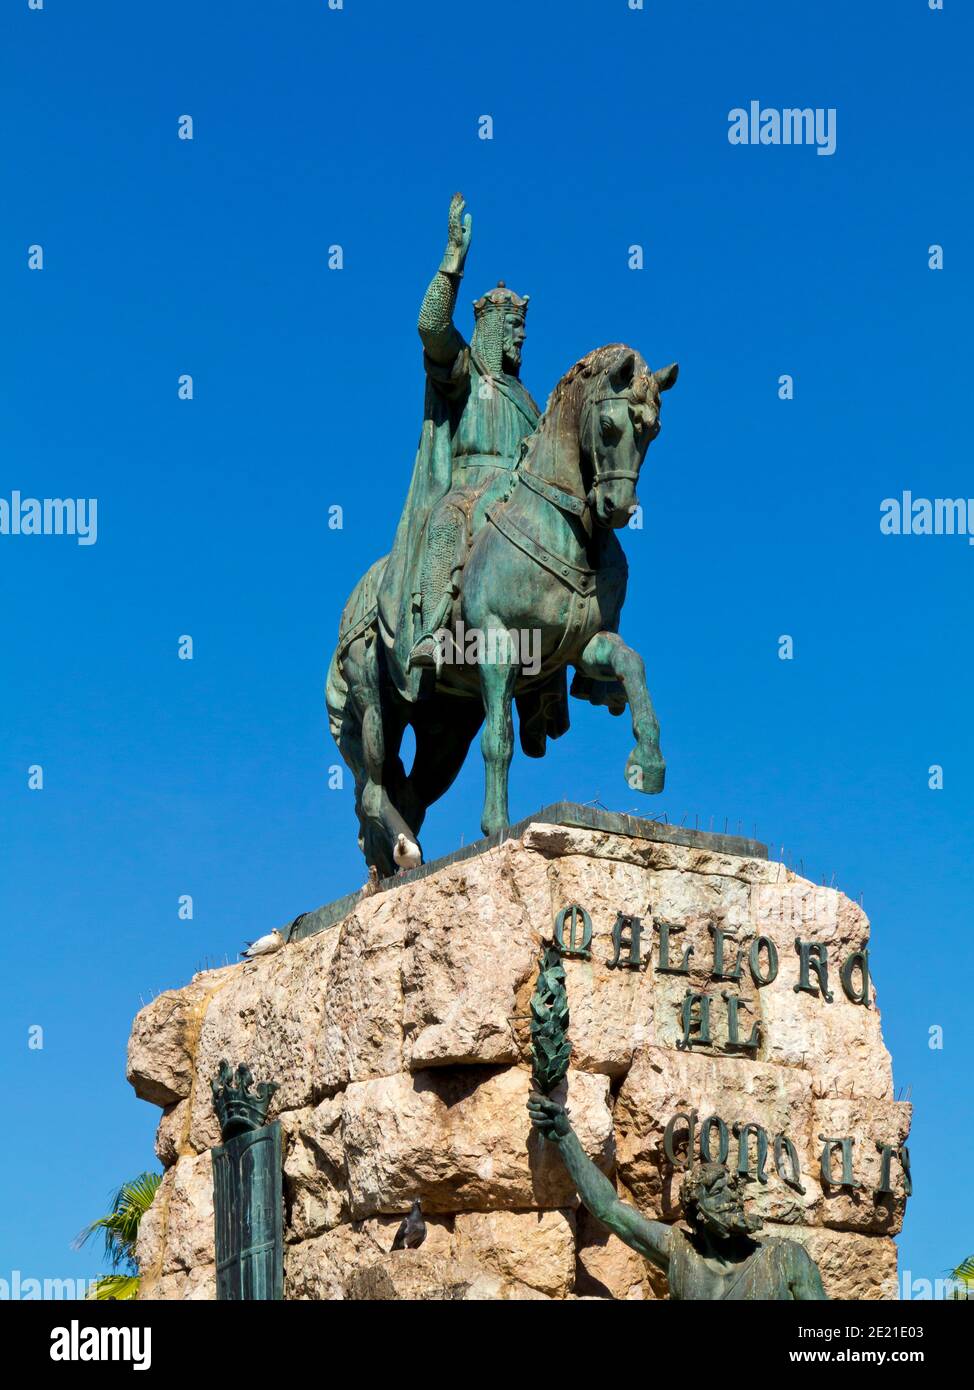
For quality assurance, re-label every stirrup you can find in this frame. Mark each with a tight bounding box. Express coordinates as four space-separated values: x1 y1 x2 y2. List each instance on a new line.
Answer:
408 635 442 675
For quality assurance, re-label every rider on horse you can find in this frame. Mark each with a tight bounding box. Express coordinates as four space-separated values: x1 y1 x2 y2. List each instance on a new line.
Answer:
377 193 541 684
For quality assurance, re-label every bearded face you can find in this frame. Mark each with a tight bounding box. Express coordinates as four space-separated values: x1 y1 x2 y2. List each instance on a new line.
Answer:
501 311 526 373
682 1164 763 1241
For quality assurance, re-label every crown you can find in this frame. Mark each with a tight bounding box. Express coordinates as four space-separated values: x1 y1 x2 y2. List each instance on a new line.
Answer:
473 280 530 319
212 1060 279 1140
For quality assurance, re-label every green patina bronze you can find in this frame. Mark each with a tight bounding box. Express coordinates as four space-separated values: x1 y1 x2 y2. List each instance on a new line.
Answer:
211 1062 283 1301
527 1093 828 1300
530 944 572 1096
525 946 826 1301
326 193 678 874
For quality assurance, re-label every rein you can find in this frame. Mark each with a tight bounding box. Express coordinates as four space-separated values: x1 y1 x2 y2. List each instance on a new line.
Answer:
487 380 641 593
517 463 640 519
517 467 587 517
515 391 641 519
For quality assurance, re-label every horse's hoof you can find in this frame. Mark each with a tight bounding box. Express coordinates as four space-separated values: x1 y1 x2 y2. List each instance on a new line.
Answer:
626 753 665 795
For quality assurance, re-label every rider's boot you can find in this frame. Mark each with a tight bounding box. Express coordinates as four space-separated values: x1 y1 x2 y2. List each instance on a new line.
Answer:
407 590 455 675
407 633 443 674
408 507 466 675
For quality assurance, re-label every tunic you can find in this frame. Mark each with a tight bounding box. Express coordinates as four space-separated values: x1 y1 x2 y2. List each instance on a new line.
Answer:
377 344 540 696
667 1227 828 1301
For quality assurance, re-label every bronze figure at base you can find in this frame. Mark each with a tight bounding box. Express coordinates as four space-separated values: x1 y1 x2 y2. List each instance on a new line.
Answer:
528 1095 828 1301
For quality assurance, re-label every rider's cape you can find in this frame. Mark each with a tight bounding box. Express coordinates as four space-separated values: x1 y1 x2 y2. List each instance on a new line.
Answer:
377 346 540 700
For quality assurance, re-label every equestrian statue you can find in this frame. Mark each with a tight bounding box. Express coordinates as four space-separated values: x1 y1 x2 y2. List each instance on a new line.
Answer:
326 193 678 875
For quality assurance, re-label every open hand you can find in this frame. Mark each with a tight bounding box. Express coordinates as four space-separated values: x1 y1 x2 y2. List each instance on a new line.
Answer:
440 191 472 275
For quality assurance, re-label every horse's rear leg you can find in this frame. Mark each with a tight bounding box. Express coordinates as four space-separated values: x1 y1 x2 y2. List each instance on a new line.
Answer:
342 716 385 876
360 702 420 870
406 701 484 821
335 719 370 859
577 632 665 794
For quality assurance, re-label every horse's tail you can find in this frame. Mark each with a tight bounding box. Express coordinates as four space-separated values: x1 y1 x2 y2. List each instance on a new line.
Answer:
326 554 388 745
325 645 348 745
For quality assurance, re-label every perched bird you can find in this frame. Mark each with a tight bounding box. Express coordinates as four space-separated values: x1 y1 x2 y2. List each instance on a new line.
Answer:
360 864 381 897
391 1199 426 1251
240 928 284 961
393 833 422 873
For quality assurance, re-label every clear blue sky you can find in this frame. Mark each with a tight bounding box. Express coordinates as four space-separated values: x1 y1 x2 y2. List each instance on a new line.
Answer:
1 1 970 1293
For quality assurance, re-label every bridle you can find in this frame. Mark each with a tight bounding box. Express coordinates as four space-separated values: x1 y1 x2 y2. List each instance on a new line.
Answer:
516 391 645 518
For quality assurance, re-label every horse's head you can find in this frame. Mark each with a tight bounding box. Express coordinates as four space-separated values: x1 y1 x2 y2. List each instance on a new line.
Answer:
578 345 679 527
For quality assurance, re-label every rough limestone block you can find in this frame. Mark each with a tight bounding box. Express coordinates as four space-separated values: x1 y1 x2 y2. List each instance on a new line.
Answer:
453 1209 576 1297
126 818 909 1301
402 841 545 1069
574 1205 665 1300
161 1152 214 1275
343 1251 549 1301
520 824 779 885
809 1098 912 1235
188 926 341 1149
615 1046 818 1227
558 950 656 1080
152 1264 216 1301
127 969 235 1107
315 897 408 1094
747 878 893 1100
285 1227 364 1301
764 1224 899 1301
284 1216 453 1300
281 1099 347 1241
154 1099 189 1169
341 1066 613 1218
134 1177 168 1293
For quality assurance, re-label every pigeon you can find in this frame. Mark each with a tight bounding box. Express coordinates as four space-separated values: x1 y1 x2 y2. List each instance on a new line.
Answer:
240 928 284 960
393 833 422 873
360 865 381 897
391 1199 426 1251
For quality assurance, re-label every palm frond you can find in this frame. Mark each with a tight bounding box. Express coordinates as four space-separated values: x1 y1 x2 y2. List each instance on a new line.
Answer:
74 1172 161 1271
530 944 571 1095
85 1274 141 1301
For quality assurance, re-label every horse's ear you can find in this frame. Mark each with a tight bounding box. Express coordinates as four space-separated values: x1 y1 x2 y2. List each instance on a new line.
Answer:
608 349 637 394
654 362 679 392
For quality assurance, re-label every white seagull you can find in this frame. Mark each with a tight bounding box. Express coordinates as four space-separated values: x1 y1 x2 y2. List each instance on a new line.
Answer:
393 834 422 873
240 928 284 960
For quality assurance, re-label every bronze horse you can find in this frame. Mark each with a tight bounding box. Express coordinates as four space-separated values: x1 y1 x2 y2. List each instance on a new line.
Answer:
326 343 678 875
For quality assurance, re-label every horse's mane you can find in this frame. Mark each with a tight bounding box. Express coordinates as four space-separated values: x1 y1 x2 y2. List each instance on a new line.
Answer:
514 344 655 474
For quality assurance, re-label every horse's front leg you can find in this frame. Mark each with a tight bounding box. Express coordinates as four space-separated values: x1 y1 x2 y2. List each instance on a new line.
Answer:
577 631 665 794
478 638 519 835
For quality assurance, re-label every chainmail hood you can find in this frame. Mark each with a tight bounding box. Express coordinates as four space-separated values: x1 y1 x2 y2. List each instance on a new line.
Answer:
472 280 528 376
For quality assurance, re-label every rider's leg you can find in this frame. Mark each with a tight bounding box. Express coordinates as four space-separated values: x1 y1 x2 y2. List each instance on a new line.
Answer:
409 502 467 673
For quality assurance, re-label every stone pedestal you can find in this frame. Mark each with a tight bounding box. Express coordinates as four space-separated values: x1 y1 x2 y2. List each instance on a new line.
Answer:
127 805 910 1300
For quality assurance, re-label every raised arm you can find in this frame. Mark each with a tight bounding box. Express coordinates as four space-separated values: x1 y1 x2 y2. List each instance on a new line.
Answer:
527 1095 673 1274
418 192 471 366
